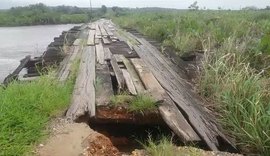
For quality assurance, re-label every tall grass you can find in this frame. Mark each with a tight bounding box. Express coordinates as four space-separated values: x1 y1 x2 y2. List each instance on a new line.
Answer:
112 9 270 155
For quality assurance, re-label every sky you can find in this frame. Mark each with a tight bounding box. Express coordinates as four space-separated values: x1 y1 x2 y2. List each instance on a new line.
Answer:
0 0 270 10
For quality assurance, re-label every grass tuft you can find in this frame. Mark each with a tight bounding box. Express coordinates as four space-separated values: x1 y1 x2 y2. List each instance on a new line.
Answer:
129 94 157 112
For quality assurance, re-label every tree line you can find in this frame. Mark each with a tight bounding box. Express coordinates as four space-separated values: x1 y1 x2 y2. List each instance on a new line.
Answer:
0 3 108 26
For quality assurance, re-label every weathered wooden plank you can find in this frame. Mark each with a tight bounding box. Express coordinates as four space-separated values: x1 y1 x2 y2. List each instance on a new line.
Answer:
96 64 114 106
118 55 145 94
110 55 125 91
100 25 108 37
121 69 137 95
3 55 31 85
95 24 102 38
102 37 111 45
104 48 112 61
113 54 124 63
133 45 233 150
66 46 96 120
87 29 96 46
95 41 105 65
104 25 114 36
130 58 164 100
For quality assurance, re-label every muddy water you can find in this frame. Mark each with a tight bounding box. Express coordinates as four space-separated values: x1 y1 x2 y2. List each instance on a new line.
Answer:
0 24 80 83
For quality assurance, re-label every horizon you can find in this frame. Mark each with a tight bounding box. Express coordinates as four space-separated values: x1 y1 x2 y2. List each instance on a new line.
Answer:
0 0 270 10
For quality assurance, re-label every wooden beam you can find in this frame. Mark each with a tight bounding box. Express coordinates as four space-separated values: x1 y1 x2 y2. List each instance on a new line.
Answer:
66 46 96 120
3 55 31 85
87 29 96 46
95 41 105 65
110 55 125 91
116 55 145 94
96 64 114 106
104 48 112 61
121 69 137 95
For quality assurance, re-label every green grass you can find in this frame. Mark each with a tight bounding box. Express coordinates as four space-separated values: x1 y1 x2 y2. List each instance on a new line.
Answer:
110 94 157 112
129 94 157 112
0 73 74 155
112 9 270 155
143 136 201 156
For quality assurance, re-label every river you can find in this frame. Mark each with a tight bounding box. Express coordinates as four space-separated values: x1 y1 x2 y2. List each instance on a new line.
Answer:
0 24 80 83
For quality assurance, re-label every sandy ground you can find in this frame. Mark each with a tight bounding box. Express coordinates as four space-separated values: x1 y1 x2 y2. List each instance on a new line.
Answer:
36 118 119 156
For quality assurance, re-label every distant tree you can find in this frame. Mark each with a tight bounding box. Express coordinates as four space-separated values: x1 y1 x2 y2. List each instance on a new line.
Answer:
218 7 222 10
101 5 107 14
188 1 199 10
265 6 270 10
242 6 258 10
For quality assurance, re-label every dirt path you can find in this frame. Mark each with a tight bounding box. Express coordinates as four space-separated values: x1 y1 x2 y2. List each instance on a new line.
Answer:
37 118 119 156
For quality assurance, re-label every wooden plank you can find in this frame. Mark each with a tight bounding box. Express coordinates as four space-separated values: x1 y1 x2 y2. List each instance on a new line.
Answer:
87 29 96 46
3 55 31 85
118 55 145 94
130 58 164 100
104 48 112 61
102 37 111 45
121 69 137 95
110 55 125 91
95 24 102 38
104 25 114 36
100 25 108 37
95 41 105 65
66 46 96 120
133 44 234 150
96 64 114 106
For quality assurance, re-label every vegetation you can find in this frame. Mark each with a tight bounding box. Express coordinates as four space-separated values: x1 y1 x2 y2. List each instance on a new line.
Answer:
110 93 157 112
112 9 270 155
0 43 81 155
0 3 107 26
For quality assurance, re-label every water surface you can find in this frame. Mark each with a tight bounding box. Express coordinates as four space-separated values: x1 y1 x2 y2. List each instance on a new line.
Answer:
0 24 79 83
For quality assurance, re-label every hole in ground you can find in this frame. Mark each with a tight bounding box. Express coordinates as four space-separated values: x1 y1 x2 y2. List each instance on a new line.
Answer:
88 122 181 154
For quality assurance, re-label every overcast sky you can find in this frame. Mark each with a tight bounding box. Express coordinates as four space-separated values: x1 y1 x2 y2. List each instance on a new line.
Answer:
1 0 270 10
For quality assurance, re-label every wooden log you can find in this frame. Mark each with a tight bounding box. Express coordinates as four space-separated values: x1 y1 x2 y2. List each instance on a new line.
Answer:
104 48 112 61
110 55 125 91
95 41 105 65
104 25 114 36
66 46 96 120
3 55 31 85
118 55 145 94
121 69 137 95
87 29 96 46
96 64 114 106
133 45 234 150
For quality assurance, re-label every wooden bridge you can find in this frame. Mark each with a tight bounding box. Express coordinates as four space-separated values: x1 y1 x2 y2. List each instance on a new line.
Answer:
4 19 235 151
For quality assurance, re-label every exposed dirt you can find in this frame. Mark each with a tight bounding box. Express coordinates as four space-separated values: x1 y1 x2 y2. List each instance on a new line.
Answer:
36 118 120 156
93 105 164 125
